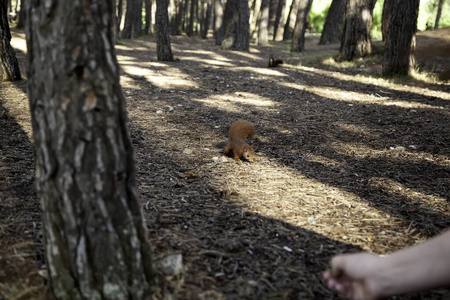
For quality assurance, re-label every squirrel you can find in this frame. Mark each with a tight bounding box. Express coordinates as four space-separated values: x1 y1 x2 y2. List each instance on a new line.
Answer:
223 120 255 162
268 55 284 68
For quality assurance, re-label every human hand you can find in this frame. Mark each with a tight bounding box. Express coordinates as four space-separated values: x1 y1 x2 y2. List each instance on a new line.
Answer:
323 252 383 300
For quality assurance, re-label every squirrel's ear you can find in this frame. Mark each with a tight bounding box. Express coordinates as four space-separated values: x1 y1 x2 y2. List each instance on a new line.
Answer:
251 146 254 150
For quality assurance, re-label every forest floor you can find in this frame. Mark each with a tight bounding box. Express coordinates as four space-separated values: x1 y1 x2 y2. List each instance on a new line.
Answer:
1 27 450 299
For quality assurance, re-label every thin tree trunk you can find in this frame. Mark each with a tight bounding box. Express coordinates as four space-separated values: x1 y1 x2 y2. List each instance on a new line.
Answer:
283 0 299 41
268 0 279 39
249 0 262 39
381 0 394 42
0 0 21 81
273 0 286 41
15 0 25 29
319 0 345 45
117 0 124 35
290 0 313 52
173 0 184 35
188 0 197 35
257 0 270 45
24 1 156 298
339 0 377 61
122 0 143 39
145 0 153 34
434 0 444 29
214 0 225 44
156 0 175 60
383 0 420 76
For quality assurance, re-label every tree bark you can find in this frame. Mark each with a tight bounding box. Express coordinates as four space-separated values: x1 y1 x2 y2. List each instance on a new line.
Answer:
24 1 156 298
222 0 249 51
382 0 419 76
122 0 143 39
339 0 377 61
156 0 175 60
434 0 444 29
381 0 394 42
214 0 225 44
290 0 313 52
0 0 21 81
319 0 345 45
257 0 270 45
283 0 299 41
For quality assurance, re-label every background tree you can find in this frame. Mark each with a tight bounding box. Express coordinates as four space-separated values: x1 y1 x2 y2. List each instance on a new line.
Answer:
24 0 156 298
214 0 225 44
117 0 124 36
156 0 175 60
122 0 143 38
145 0 155 34
319 0 345 45
434 0 445 29
283 0 299 40
222 0 250 51
381 0 394 42
15 0 25 29
339 0 377 61
0 0 20 81
383 0 420 76
273 0 286 41
257 0 270 45
291 0 313 52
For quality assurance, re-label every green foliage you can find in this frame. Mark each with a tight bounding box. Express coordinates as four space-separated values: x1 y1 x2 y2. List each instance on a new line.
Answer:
309 0 333 34
371 0 384 40
418 0 450 30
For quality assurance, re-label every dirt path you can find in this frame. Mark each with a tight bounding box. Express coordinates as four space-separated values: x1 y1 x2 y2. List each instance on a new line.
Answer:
1 28 449 299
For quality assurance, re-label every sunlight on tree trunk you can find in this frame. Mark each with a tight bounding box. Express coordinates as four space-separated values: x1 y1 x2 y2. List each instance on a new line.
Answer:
24 1 156 298
339 0 376 61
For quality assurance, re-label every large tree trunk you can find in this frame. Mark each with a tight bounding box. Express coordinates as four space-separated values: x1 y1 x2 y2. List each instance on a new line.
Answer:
381 0 394 42
24 1 156 298
122 0 143 39
319 0 345 45
0 0 21 81
382 0 419 76
156 0 175 60
283 0 299 41
339 0 377 61
290 0 313 52
434 0 444 29
257 0 270 45
222 0 249 51
214 0 225 44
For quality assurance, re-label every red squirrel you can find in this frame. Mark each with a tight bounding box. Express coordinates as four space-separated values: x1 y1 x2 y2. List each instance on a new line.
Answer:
268 55 284 68
223 120 255 162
